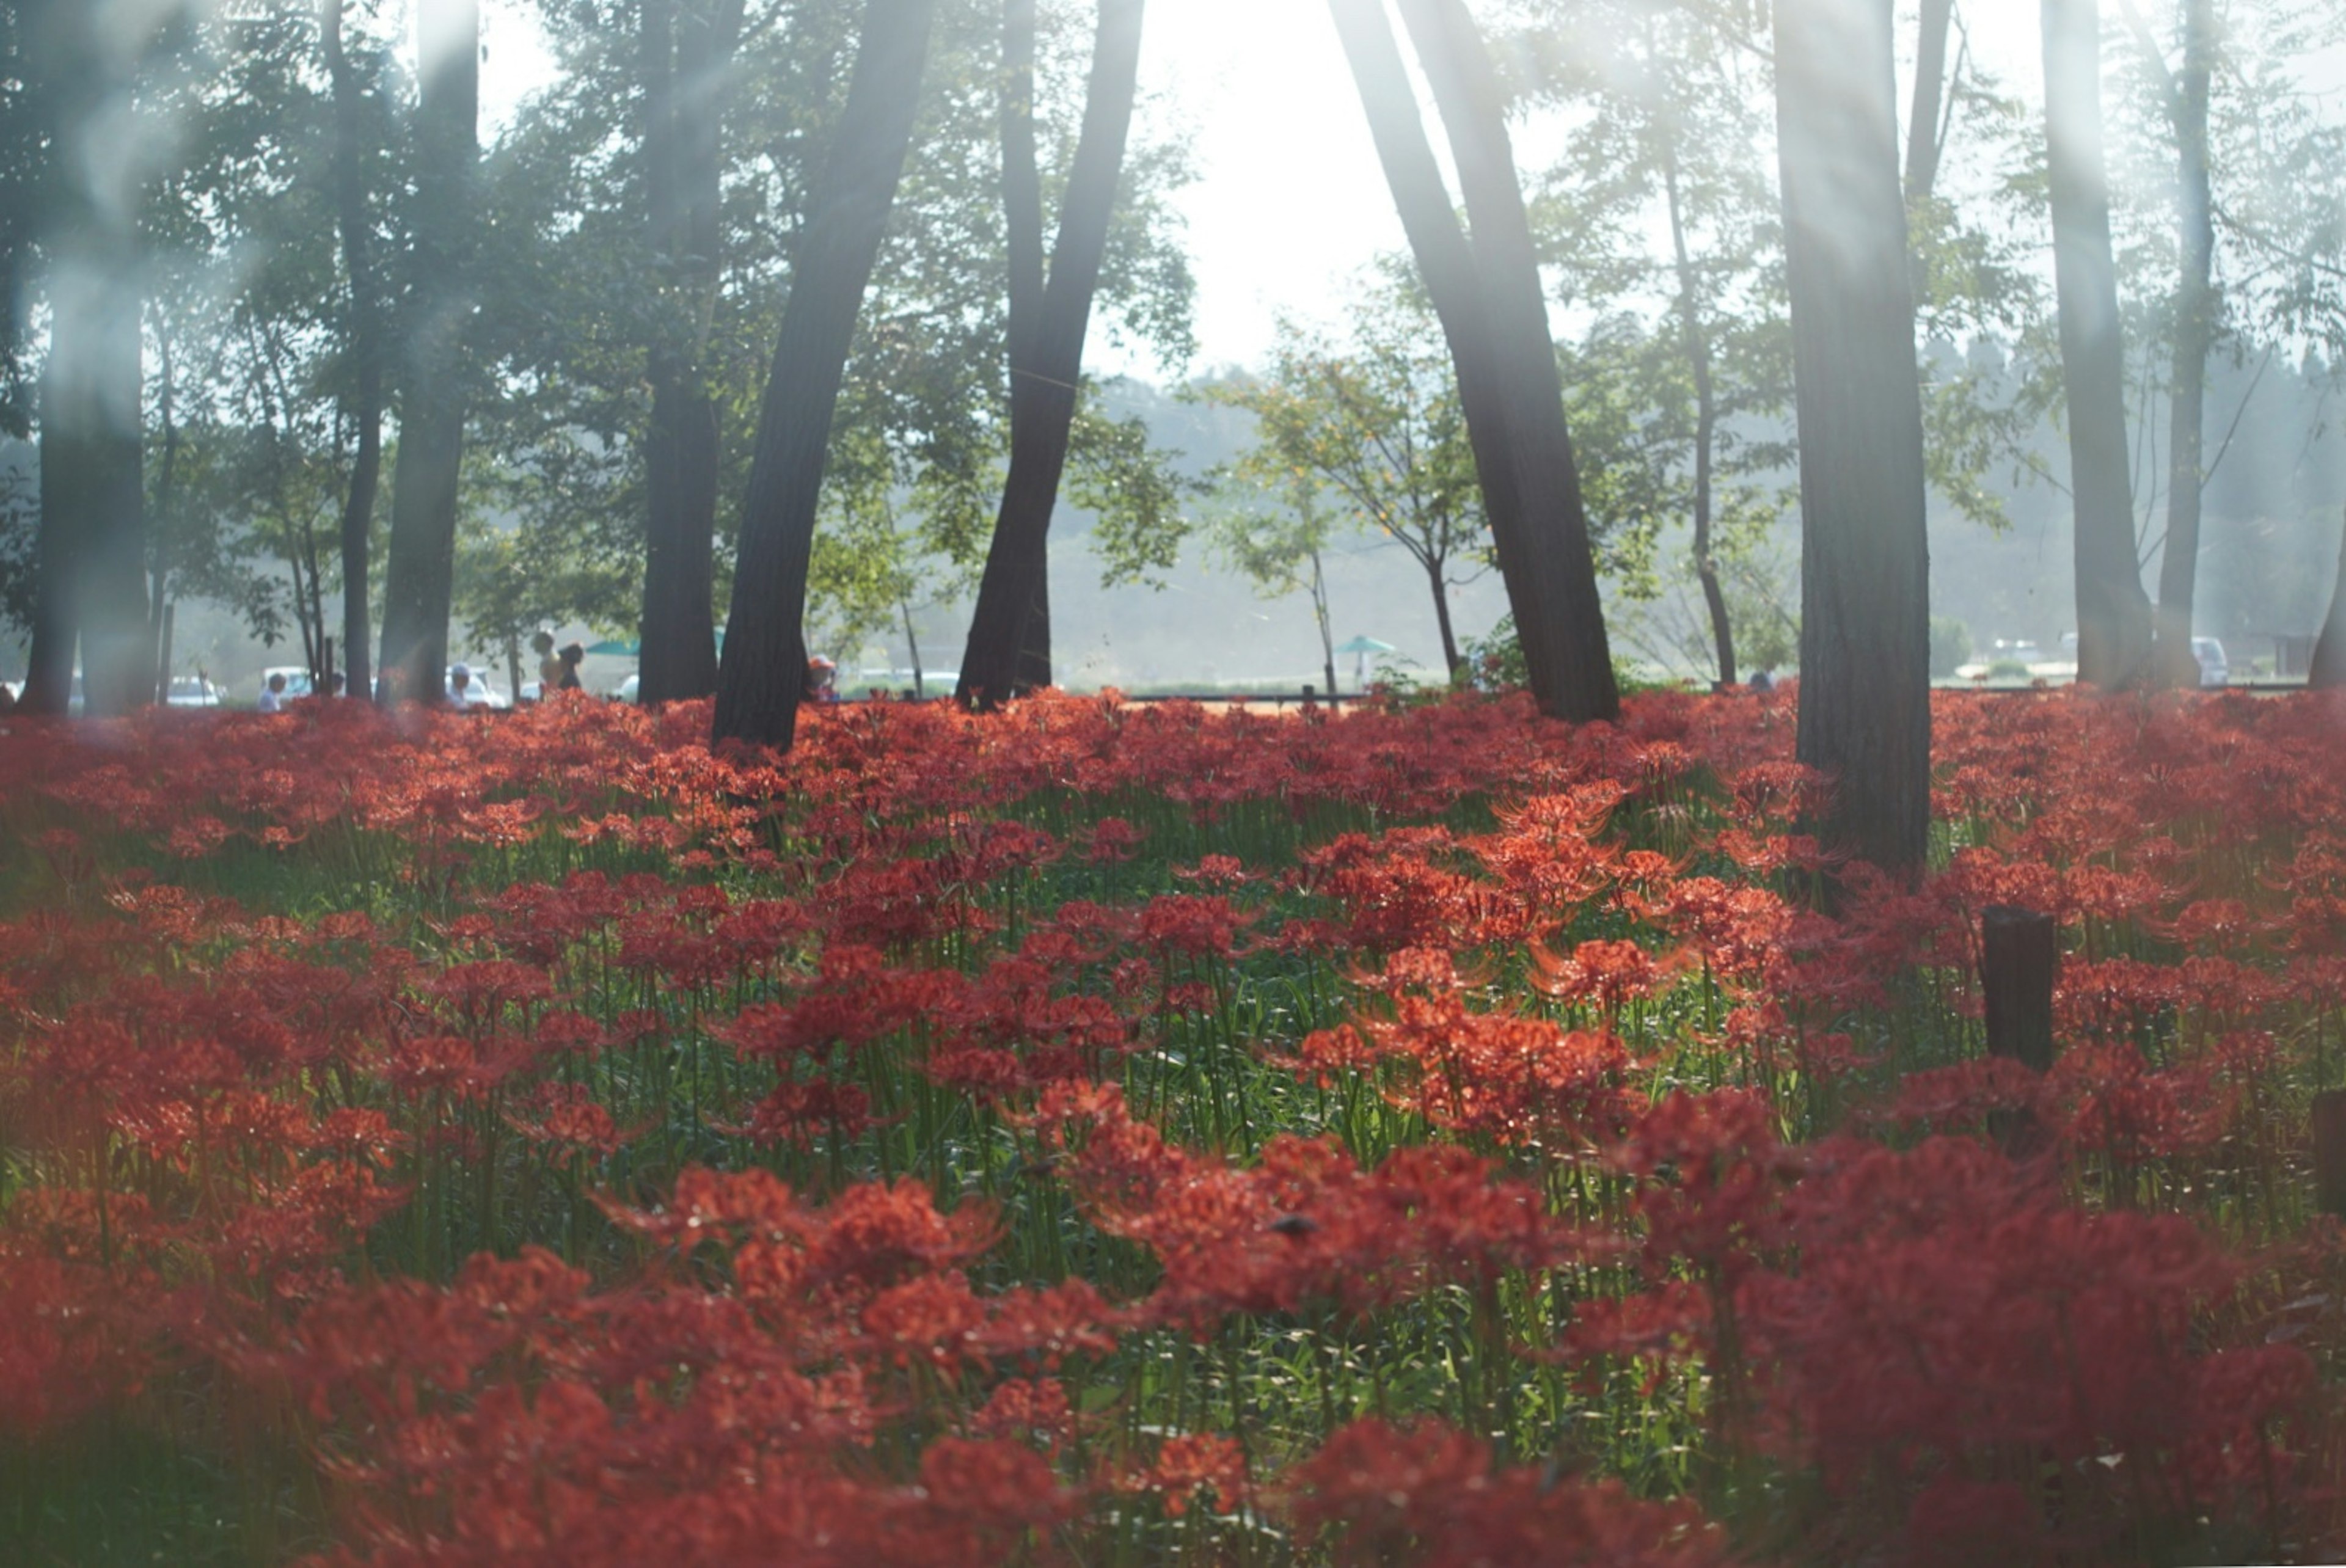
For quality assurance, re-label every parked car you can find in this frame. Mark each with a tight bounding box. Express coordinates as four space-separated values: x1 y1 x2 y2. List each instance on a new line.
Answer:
166 676 221 707
2191 637 2228 688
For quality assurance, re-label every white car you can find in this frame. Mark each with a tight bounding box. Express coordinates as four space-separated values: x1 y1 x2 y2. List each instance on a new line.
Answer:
167 676 221 707
260 666 315 702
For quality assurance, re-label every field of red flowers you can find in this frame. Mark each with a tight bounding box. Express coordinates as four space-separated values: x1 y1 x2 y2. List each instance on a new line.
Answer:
2 686 2342 1564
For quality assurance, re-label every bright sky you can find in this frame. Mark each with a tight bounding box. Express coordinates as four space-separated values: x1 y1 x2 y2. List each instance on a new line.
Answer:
472 0 2340 375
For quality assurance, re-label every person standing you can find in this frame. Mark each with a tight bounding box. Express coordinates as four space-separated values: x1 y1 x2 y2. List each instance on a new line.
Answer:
555 642 585 692
258 672 290 713
448 663 477 708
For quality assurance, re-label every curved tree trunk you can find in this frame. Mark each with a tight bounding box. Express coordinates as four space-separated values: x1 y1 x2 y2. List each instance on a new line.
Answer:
2150 0 2214 688
712 0 939 748
1392 0 1618 723
325 0 382 704
1776 0 1933 880
378 0 478 706
2043 0 2153 689
1325 0 1561 717
956 0 1146 710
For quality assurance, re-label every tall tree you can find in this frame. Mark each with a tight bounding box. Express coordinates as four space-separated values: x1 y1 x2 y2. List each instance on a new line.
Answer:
23 0 153 717
1393 0 1618 722
2043 0 2153 688
637 0 743 705
999 0 1051 691
2312 505 2346 690
1327 0 1617 723
954 0 1147 710
712 0 940 748
2132 0 2216 688
1775 0 1932 876
377 0 478 705
324 0 386 703
1904 0 1957 207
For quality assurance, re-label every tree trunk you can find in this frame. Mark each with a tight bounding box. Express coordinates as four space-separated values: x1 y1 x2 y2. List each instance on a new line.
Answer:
1428 560 1461 676
378 0 478 706
2043 0 2153 689
638 0 739 705
2150 0 2213 688
1775 0 1933 880
956 0 1146 710
1904 0 1955 205
2310 506 2346 689
712 0 939 748
1661 138 1734 688
23 0 148 718
1325 0 1562 716
324 0 382 704
999 0 1054 694
1390 0 1619 723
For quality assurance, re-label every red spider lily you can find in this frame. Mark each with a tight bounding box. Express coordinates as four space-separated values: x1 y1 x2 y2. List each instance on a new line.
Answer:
1136 1431 1249 1517
1285 1417 1728 1567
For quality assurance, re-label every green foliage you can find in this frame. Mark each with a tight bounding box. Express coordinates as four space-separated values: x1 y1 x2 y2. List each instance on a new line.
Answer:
1208 271 1487 670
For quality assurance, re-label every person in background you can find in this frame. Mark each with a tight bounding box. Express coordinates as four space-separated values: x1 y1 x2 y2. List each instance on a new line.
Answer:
555 642 585 692
532 630 561 697
1748 668 1775 693
258 672 290 713
449 663 477 708
803 655 839 705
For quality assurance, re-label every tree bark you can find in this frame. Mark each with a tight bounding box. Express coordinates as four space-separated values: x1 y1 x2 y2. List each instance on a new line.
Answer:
999 0 1053 693
1661 137 1734 687
2310 506 2346 689
2043 0 2154 689
378 0 478 706
1904 0 1955 205
2150 0 2214 688
325 0 382 703
638 0 740 705
712 0 939 748
1391 0 1619 723
1775 0 1933 879
956 0 1147 710
1325 0 1568 718
23 0 148 718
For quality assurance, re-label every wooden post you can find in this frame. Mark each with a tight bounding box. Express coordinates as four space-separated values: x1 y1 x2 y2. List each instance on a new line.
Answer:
1981 905 2057 1072
2314 1090 2346 1219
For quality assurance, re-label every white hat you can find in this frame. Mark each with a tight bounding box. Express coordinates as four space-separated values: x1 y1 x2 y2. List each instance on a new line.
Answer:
451 662 472 680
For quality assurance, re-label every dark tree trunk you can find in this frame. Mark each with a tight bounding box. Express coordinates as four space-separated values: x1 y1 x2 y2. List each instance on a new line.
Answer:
1775 0 1933 879
1904 0 1955 204
1661 138 1734 688
1428 561 1461 676
23 0 147 718
2151 0 2214 688
2043 0 2153 689
638 0 740 705
712 0 939 748
956 0 1146 710
1325 0 1563 717
378 0 478 706
1391 0 1618 723
999 0 1053 694
2310 506 2346 689
325 0 382 703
